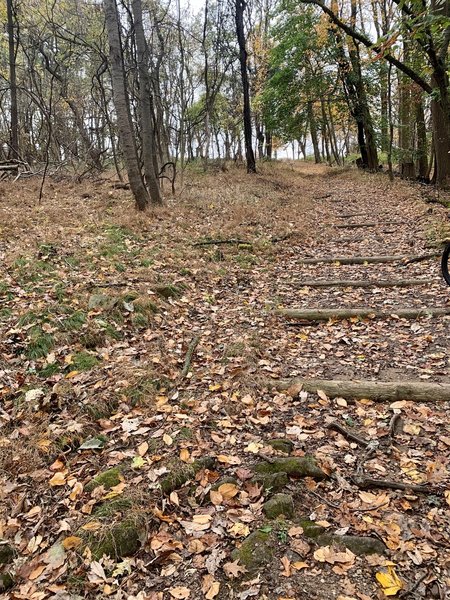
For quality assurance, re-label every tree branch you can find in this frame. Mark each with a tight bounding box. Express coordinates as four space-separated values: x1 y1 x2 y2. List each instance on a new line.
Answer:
300 0 433 94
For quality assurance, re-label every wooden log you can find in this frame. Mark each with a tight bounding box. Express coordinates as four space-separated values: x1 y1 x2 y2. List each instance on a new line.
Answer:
298 253 439 265
296 279 431 288
272 378 450 402
276 307 450 321
335 221 403 229
335 223 377 229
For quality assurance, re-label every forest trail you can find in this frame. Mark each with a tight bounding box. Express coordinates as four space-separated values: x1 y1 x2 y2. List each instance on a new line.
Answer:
0 164 450 599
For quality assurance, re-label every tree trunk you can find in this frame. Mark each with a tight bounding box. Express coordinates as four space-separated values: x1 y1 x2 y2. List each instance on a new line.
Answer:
132 0 163 205
7 0 19 159
308 101 321 163
273 378 450 402
235 0 256 173
104 0 150 210
415 94 428 179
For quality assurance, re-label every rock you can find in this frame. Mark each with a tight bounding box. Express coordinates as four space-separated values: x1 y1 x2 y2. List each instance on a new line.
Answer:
160 457 215 494
316 533 386 556
253 456 327 480
297 520 386 555
252 472 289 493
263 494 294 519
85 467 123 493
231 529 275 572
267 439 294 454
0 542 15 565
0 572 14 592
82 514 146 560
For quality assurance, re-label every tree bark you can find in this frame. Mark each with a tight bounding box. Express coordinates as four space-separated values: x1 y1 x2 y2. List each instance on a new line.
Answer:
235 0 256 173
104 0 150 210
7 0 19 159
273 378 450 402
308 101 321 163
132 0 163 205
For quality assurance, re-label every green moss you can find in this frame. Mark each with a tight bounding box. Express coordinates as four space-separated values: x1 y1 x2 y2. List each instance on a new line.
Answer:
0 572 14 592
267 439 294 455
263 494 294 519
252 472 289 493
84 514 146 560
70 351 99 371
79 330 106 350
160 457 215 494
93 497 133 517
297 519 326 539
253 456 326 480
231 529 274 572
85 467 123 493
0 542 15 565
83 398 118 420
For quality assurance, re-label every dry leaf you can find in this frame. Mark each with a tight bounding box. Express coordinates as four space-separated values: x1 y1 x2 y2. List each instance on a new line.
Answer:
218 483 239 499
169 587 190 599
49 471 67 486
180 448 190 462
62 536 82 550
223 560 247 578
375 566 404 596
280 555 291 577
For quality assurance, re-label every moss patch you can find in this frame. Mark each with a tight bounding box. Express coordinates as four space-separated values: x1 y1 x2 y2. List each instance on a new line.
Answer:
93 497 133 518
0 543 15 565
263 493 294 519
253 456 326 480
83 514 146 560
231 529 275 573
160 457 215 494
252 471 289 493
315 533 386 556
267 438 294 454
85 467 123 493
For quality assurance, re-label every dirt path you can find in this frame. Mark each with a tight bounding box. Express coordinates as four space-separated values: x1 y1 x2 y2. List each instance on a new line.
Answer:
1 164 449 600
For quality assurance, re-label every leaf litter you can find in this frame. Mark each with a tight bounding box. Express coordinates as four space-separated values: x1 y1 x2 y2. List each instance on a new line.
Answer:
0 163 449 599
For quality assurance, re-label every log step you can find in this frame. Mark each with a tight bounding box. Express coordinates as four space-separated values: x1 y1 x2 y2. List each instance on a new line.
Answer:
276 307 450 321
298 253 439 265
272 378 450 402
297 279 430 288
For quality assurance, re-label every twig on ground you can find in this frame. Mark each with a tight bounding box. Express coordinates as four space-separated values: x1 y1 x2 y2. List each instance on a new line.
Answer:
180 335 200 379
327 421 371 447
352 476 434 493
193 239 251 247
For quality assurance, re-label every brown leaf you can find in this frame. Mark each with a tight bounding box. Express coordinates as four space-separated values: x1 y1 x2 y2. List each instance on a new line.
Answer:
223 560 247 578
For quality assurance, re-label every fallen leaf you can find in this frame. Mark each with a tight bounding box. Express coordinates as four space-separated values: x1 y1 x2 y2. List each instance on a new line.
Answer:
62 536 82 550
169 587 190 599
218 483 239 499
280 555 291 577
223 560 247 578
375 565 404 596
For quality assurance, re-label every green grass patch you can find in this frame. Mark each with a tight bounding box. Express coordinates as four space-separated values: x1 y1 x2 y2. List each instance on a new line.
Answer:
70 351 100 372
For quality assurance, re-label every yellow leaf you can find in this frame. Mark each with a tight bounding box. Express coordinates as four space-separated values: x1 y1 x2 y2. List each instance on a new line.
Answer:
209 384 221 391
292 561 308 570
180 448 190 462
49 471 67 486
169 491 180 506
444 490 450 506
103 481 126 499
218 483 239 499
245 442 262 453
163 433 173 446
228 522 250 537
375 566 404 596
66 370 79 379
62 536 82 550
69 482 83 501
